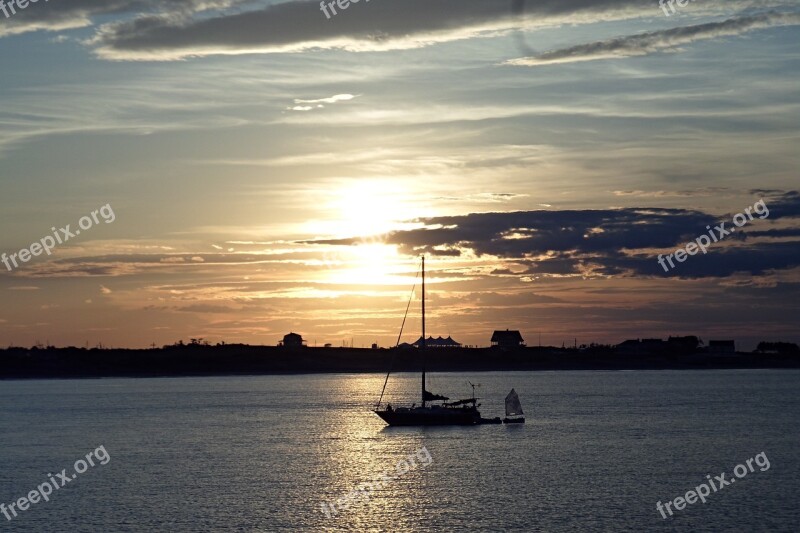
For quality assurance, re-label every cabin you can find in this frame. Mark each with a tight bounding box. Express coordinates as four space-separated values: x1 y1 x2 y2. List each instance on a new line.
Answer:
279 332 306 349
756 342 800 354
491 330 525 348
708 340 735 355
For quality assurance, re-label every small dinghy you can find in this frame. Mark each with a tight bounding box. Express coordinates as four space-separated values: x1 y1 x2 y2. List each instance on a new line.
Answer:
503 388 525 424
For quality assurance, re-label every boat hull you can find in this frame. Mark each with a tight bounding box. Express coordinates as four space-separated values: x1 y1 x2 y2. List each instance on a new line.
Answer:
503 417 525 424
374 407 480 426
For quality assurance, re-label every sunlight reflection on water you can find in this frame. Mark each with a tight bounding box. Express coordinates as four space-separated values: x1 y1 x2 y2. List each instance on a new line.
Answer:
0 371 798 531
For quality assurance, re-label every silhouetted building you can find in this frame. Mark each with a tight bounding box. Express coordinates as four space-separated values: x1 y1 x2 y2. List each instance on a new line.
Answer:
279 332 306 349
412 336 462 348
708 340 735 355
756 342 799 354
491 330 525 348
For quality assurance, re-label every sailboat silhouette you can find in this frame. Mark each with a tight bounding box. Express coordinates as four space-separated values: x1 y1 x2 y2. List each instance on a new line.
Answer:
373 257 484 426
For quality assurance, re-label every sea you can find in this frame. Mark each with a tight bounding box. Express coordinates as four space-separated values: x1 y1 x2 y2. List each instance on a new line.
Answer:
0 370 798 532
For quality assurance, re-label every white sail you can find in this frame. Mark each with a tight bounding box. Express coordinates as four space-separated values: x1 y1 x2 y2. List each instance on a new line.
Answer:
505 388 524 416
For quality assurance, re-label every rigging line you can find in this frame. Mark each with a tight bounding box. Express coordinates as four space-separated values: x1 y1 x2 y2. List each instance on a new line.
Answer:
375 259 421 409
395 264 421 349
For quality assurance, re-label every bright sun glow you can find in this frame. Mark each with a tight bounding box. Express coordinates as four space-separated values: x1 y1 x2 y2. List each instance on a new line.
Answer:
326 180 419 238
310 180 423 286
327 243 403 285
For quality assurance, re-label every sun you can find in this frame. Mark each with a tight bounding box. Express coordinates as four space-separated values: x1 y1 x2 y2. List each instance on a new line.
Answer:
310 179 422 286
327 180 418 238
329 241 411 286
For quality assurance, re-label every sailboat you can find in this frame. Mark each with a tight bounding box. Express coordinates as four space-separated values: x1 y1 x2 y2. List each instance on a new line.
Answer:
373 256 483 426
503 388 525 424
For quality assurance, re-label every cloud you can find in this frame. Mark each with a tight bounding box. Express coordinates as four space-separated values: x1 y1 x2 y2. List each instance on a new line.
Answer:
384 207 724 256
294 94 357 105
759 190 800 219
313 191 800 279
613 188 731 198
0 0 241 38
85 0 705 61
288 93 357 111
175 304 237 314
1 0 793 64
10 251 319 279
748 228 800 238
506 12 800 66
435 192 530 203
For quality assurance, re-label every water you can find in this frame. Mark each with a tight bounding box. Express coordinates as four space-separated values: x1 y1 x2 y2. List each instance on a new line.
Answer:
1 370 798 532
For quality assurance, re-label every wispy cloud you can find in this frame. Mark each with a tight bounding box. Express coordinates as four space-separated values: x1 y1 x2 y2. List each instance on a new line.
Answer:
506 12 800 66
289 93 358 111
0 0 241 38
295 94 357 105
86 0 742 61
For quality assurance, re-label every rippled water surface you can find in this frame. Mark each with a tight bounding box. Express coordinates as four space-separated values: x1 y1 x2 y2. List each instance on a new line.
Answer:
1 370 798 532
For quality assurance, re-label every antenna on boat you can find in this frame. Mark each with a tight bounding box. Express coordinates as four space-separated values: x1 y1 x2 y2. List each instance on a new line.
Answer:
468 381 480 401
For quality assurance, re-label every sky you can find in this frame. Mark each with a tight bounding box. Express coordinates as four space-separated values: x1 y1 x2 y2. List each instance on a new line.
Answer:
0 0 798 350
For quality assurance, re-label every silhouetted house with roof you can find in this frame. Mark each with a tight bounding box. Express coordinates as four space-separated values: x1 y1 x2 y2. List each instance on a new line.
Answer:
412 336 462 348
756 341 800 354
279 332 306 349
708 340 735 355
491 330 525 348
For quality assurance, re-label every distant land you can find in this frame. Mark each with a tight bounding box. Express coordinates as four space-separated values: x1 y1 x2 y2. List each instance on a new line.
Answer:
1 338 799 379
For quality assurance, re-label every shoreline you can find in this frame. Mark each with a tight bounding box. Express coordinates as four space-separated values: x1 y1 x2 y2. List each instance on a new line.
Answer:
2 345 798 379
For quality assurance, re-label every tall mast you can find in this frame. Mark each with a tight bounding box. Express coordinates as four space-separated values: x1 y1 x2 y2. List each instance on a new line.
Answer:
421 255 426 407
